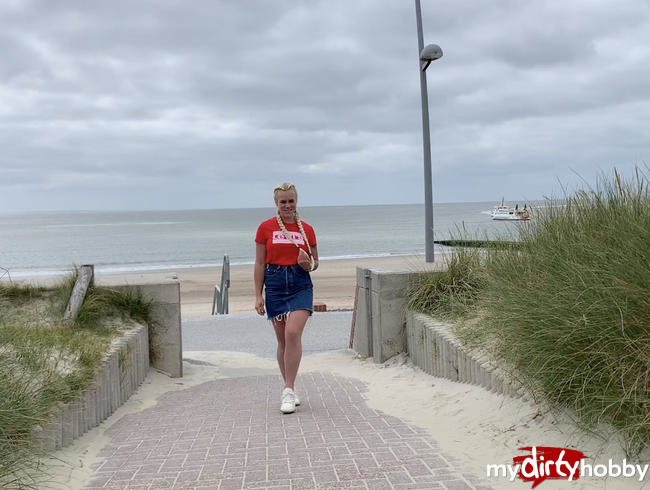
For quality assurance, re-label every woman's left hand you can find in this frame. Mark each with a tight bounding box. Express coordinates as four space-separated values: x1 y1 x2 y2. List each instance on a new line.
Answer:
255 296 265 316
297 248 312 271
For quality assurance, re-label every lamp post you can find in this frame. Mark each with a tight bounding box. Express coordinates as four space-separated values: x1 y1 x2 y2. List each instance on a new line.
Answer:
415 0 443 263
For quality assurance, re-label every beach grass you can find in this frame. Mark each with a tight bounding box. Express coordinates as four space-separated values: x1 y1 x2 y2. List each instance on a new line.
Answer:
0 275 152 488
407 248 487 320
0 283 47 302
410 169 650 455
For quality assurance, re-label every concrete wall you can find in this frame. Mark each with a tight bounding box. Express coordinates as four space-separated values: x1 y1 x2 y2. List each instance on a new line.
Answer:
31 325 150 451
351 267 526 399
405 312 527 399
97 278 183 378
353 267 420 363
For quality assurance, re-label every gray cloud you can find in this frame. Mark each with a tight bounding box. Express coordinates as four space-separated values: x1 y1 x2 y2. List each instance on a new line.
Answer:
1 0 649 211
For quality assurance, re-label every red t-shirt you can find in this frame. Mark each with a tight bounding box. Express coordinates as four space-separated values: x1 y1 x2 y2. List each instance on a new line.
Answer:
255 217 317 265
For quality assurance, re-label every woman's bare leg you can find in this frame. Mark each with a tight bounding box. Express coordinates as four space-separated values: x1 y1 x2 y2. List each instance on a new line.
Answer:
272 318 287 381
282 310 310 389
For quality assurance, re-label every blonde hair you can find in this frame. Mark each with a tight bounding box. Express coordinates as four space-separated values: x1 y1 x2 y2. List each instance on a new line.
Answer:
273 182 313 268
273 182 297 203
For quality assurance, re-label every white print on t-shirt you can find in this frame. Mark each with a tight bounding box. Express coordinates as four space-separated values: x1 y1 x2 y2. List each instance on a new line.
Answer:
272 230 305 245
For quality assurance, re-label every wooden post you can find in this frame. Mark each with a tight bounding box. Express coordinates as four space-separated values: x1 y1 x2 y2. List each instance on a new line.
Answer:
63 265 94 325
349 284 359 349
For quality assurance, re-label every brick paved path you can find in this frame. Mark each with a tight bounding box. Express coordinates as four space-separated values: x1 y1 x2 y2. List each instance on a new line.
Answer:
86 373 492 489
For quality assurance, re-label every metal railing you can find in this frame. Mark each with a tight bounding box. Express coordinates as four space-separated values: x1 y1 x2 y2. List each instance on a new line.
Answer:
1 266 11 283
212 255 230 315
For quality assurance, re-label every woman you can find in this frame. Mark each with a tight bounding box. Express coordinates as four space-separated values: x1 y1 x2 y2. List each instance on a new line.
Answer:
254 182 319 414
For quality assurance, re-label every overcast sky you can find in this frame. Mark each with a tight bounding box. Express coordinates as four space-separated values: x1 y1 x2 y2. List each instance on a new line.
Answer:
1 0 649 212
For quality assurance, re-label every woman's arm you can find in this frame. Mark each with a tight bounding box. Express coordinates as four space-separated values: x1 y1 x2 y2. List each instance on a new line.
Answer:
254 243 266 315
311 246 319 271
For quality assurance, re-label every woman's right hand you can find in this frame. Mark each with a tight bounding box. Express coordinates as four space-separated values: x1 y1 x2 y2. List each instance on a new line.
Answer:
297 248 312 271
255 297 265 316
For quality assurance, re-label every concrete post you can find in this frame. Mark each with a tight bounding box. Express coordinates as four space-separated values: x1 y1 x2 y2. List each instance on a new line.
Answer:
352 268 373 357
96 278 182 377
352 268 420 363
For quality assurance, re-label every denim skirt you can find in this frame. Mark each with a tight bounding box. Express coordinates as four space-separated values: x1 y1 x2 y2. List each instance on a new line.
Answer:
264 264 313 321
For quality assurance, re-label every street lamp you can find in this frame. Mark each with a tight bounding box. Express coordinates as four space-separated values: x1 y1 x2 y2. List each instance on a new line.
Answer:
415 0 443 263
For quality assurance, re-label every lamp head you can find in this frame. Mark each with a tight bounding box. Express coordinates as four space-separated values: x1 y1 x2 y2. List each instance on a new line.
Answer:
420 43 443 71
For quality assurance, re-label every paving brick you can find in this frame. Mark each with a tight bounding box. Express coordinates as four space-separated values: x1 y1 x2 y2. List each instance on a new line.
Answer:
312 470 337 484
394 485 443 490
192 481 223 489
441 480 477 490
365 478 393 490
220 469 245 480
404 460 433 477
110 469 137 481
333 463 362 481
219 477 244 489
290 476 317 489
387 470 413 484
307 449 331 464
146 477 176 488
268 463 290 479
176 469 201 482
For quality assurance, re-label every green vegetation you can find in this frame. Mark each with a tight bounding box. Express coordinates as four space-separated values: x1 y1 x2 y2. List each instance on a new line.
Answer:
0 277 152 488
407 249 488 319
409 169 650 455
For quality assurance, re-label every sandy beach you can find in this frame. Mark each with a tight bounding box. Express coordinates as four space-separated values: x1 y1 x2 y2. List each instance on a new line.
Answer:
94 254 442 317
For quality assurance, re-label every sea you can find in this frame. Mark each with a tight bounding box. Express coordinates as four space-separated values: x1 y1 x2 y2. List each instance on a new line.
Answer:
0 202 528 279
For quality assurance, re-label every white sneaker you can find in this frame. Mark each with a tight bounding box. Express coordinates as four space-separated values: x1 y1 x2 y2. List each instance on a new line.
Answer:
280 388 300 405
280 388 296 414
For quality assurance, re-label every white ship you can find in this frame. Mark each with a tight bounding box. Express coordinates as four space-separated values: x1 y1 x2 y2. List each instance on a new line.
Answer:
491 199 530 220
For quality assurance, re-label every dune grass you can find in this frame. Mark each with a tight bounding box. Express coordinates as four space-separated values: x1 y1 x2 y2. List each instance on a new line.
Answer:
407 248 488 320
0 276 152 488
409 169 650 455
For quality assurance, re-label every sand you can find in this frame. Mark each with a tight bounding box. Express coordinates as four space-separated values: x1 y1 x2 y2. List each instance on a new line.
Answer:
94 254 442 317
44 350 649 490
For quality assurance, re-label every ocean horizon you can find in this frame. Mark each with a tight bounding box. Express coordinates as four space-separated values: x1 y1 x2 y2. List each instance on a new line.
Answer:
0 202 530 279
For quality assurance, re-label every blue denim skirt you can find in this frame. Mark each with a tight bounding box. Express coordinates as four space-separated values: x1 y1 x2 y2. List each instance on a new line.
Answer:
264 264 313 321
